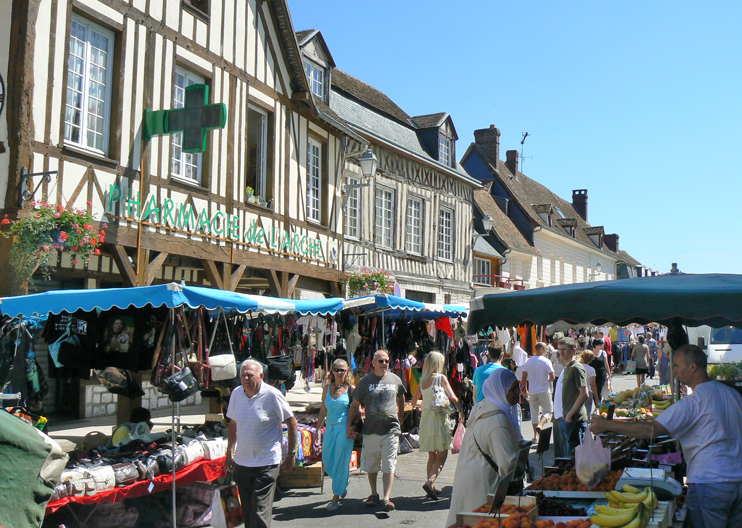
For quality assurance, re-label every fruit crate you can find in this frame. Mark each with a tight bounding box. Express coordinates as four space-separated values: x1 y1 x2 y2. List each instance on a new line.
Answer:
454 495 538 526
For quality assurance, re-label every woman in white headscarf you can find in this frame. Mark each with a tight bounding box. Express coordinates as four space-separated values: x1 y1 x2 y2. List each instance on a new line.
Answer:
446 368 521 527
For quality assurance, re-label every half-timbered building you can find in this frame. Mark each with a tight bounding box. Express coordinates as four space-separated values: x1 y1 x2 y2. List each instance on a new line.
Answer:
297 31 480 305
0 0 363 416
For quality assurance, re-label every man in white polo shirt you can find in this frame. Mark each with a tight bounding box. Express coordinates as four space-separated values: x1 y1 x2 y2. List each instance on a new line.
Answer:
522 342 555 440
225 360 298 528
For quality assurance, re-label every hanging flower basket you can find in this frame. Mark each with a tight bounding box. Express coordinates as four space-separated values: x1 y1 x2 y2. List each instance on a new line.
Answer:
343 267 395 298
2 201 106 284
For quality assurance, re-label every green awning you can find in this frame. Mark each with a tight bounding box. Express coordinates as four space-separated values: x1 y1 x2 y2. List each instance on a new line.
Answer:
468 273 742 333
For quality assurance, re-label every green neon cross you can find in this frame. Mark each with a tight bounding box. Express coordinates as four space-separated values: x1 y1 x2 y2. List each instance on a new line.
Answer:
144 84 226 153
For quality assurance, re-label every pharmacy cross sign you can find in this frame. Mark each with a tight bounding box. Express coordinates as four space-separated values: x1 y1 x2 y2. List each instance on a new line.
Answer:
143 84 226 153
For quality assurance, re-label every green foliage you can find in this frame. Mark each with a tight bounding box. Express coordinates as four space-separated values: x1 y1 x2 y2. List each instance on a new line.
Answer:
2 201 106 284
343 267 394 298
245 186 255 196
708 362 742 380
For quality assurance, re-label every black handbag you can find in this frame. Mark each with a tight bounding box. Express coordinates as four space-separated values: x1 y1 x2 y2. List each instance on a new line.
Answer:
156 447 187 473
162 366 199 402
267 355 292 380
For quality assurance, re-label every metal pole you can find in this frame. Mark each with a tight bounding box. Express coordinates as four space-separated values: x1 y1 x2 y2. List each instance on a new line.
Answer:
172 399 176 527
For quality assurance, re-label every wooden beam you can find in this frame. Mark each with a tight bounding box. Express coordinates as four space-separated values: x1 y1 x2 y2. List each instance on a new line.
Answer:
330 281 341 298
203 260 224 290
146 252 170 286
268 269 282 297
110 245 137 287
287 273 300 298
229 264 247 291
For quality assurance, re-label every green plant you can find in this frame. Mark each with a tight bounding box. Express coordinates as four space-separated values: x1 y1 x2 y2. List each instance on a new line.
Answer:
246 186 255 196
1 201 106 283
343 267 394 298
708 362 742 380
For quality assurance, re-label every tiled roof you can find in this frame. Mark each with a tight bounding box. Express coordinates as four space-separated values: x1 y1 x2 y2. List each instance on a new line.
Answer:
492 159 621 256
473 190 539 256
331 68 410 124
411 112 447 129
295 29 316 44
617 250 642 267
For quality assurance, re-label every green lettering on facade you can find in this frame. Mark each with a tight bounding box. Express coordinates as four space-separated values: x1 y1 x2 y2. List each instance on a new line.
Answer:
163 199 175 227
211 211 224 235
142 194 161 222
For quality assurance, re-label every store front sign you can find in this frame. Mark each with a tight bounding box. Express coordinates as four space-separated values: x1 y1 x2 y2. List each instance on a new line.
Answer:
107 185 326 260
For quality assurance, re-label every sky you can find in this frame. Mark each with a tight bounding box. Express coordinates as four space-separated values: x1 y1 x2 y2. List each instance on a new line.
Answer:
288 1 742 275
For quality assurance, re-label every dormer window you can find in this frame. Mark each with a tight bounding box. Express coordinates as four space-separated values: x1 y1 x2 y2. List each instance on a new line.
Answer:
539 212 552 226
563 225 575 237
439 136 451 167
589 234 603 248
304 61 324 99
583 226 605 248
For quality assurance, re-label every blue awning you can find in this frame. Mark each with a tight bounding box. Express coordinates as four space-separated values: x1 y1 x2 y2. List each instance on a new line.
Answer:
343 294 467 319
0 283 190 317
292 297 345 316
0 283 346 318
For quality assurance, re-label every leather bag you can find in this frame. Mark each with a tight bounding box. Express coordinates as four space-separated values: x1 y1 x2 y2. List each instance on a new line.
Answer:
112 462 140 487
209 354 237 381
162 366 199 402
267 354 292 380
200 437 227 460
85 465 116 494
182 439 206 465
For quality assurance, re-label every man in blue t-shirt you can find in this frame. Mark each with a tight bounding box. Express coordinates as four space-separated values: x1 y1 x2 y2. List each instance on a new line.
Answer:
472 343 505 405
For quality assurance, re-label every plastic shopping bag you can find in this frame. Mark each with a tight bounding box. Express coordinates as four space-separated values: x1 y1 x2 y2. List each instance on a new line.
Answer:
451 423 466 454
210 489 228 528
575 425 611 489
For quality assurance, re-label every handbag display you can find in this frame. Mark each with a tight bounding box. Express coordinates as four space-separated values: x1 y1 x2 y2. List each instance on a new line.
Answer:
84 465 116 494
183 439 206 465
112 462 140 487
156 447 188 473
200 437 227 460
209 354 238 381
267 354 292 380
162 366 199 402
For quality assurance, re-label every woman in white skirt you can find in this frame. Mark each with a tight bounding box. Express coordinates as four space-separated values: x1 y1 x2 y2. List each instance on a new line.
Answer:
410 351 463 500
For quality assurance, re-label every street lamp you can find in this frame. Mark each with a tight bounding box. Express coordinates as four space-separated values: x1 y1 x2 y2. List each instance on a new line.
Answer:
356 148 378 179
589 261 603 281
473 215 494 239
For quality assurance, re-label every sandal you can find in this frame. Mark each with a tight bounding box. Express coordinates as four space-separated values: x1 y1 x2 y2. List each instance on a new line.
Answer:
422 482 438 501
326 502 340 511
364 494 379 507
382 499 396 512
341 489 348 499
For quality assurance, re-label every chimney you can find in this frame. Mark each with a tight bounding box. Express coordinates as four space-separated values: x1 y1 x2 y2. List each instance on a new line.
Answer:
473 125 500 166
604 233 619 252
572 189 588 221
505 150 519 176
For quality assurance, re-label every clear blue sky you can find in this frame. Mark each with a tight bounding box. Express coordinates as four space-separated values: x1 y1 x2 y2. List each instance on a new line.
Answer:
288 1 742 275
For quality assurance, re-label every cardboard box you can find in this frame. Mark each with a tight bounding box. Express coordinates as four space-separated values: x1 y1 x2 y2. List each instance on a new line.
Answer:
277 461 323 489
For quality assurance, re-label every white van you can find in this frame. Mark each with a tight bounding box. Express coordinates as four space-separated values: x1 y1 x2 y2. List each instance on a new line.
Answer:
685 325 742 364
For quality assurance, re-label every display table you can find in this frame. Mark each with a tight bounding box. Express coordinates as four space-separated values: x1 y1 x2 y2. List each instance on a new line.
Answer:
46 456 226 514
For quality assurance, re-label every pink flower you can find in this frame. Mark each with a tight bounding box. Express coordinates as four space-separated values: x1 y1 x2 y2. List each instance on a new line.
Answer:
103 223 108 228
72 259 79 265
53 212 61 218
41 245 50 250
94 249 100 255
86 201 93 206
1 218 9 226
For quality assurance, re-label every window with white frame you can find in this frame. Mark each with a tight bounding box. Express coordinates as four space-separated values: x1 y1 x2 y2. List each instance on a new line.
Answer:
345 175 360 238
171 68 205 183
65 16 114 155
439 136 451 167
307 138 322 222
375 187 394 248
304 61 324 99
474 257 492 285
246 105 271 202
405 198 423 254
438 207 453 260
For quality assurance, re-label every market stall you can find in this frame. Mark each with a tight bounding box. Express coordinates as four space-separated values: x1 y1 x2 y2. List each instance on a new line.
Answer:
464 274 742 527
0 283 345 527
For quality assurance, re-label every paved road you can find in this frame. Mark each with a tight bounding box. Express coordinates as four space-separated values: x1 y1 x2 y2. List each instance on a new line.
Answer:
269 372 656 528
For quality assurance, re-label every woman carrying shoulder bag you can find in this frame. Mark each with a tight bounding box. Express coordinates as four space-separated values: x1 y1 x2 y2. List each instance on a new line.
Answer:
316 359 355 511
410 351 463 501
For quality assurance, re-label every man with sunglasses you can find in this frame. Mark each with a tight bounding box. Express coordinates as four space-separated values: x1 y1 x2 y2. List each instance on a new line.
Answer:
347 350 406 512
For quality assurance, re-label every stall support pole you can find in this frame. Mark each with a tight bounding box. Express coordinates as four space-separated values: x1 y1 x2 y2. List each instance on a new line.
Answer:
172 400 177 527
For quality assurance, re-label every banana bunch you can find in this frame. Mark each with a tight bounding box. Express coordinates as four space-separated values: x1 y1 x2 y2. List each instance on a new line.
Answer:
651 397 674 417
590 485 658 528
